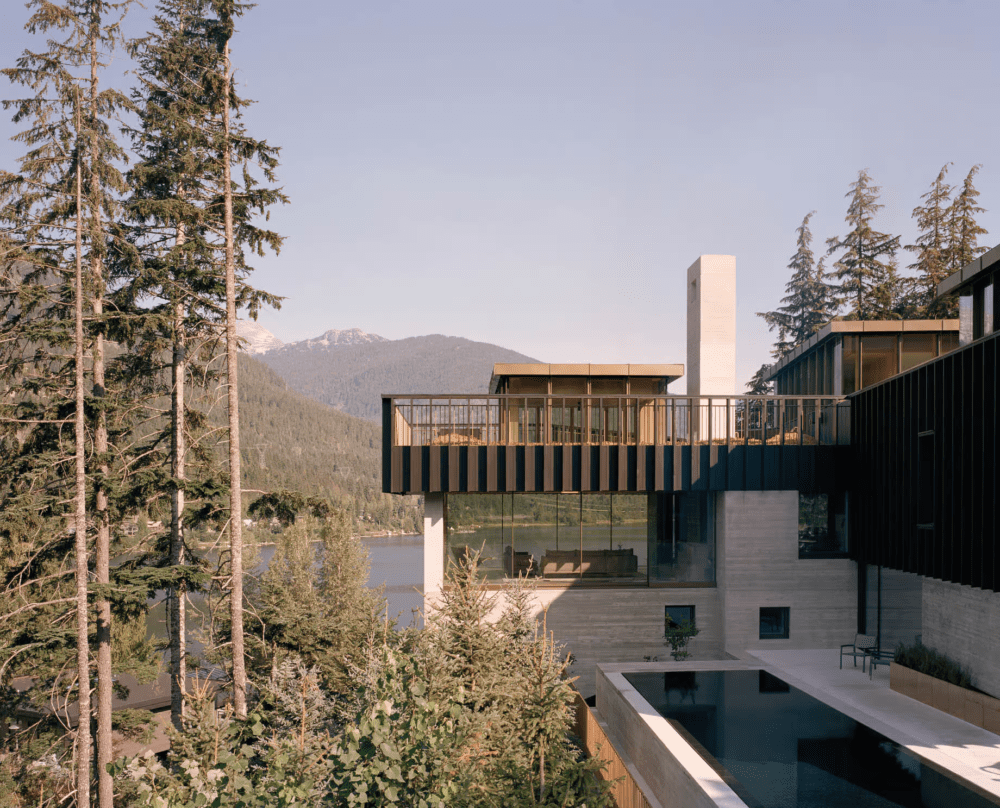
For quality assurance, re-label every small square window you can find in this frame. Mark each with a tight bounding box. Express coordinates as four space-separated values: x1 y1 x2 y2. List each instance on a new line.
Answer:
665 605 695 633
759 607 789 639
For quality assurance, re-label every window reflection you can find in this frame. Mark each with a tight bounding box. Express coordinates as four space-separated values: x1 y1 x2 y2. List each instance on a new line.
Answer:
900 333 936 372
444 492 648 584
649 492 716 584
860 335 897 387
842 335 858 394
798 492 848 558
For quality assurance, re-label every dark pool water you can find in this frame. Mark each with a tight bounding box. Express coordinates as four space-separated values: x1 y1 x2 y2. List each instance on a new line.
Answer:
624 669 999 808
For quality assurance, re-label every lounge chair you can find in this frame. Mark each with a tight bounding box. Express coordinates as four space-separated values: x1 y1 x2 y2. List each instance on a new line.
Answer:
840 634 877 670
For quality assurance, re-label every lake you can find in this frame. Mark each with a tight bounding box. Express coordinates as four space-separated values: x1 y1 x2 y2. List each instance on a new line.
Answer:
145 533 425 648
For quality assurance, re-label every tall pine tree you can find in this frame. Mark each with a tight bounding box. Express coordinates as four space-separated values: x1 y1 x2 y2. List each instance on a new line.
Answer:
1 2 137 804
827 169 902 320
209 0 286 717
947 164 988 277
907 163 953 317
118 0 232 732
758 212 838 358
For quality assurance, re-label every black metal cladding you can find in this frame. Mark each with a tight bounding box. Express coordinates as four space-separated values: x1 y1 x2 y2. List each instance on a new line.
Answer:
384 443 846 496
850 331 999 593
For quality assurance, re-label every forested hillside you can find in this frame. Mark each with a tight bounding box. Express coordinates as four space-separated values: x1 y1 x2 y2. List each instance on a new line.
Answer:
238 355 421 534
258 333 539 421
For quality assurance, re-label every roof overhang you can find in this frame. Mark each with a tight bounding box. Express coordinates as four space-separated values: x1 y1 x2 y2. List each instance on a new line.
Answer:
489 363 684 393
936 243 1000 298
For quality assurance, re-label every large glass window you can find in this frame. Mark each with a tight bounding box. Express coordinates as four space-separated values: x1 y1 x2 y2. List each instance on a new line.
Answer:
551 377 587 395
900 333 936 372
939 332 960 355
649 492 716 584
860 335 897 388
445 492 647 584
798 492 848 558
842 335 859 394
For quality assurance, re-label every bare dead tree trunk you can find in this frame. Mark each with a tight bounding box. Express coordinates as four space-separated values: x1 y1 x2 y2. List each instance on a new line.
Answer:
169 224 187 730
72 87 92 808
88 24 113 805
223 41 247 719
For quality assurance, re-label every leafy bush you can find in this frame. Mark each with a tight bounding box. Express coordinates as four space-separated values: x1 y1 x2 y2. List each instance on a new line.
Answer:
894 641 974 690
664 619 699 661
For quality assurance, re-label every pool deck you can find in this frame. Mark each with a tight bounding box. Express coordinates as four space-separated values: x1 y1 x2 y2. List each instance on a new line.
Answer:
743 648 1000 802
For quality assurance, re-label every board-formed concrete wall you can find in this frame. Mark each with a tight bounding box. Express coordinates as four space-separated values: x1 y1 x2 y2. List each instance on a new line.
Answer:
922 578 1000 699
462 586 724 698
865 565 922 651
717 490 857 652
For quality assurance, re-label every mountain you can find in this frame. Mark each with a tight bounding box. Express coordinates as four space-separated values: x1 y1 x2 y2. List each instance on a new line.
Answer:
294 328 387 349
235 320 284 354
257 333 539 421
238 354 420 534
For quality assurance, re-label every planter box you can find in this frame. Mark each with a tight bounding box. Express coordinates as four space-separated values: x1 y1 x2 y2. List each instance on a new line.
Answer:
891 662 1000 735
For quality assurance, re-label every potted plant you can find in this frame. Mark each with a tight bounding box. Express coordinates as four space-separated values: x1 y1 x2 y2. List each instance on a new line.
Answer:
664 618 699 661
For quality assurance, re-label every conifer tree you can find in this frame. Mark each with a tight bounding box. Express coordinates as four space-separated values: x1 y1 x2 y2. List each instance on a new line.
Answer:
758 212 838 358
827 169 902 320
907 163 953 317
2 2 136 803
209 0 286 717
947 164 988 278
746 365 773 395
118 0 232 731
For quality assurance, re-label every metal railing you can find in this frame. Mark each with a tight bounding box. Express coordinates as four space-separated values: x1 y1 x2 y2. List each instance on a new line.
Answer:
385 394 850 448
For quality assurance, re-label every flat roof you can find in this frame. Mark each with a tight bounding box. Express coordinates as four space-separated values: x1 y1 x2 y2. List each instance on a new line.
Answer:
765 319 958 381
489 363 684 394
937 243 1000 297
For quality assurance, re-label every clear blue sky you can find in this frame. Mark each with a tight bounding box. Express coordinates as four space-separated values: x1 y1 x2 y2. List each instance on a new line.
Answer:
3 0 999 392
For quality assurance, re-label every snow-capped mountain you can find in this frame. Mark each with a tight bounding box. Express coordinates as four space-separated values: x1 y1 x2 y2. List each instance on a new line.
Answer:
292 328 388 350
234 320 284 354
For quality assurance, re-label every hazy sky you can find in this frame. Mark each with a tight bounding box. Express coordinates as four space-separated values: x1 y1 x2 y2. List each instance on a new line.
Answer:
3 1 999 392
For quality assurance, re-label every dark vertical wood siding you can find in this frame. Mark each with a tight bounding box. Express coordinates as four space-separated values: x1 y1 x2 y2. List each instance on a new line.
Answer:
851 332 999 593
384 442 849 497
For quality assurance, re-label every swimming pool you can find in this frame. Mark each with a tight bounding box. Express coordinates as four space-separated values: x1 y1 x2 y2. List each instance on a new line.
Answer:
624 669 1000 808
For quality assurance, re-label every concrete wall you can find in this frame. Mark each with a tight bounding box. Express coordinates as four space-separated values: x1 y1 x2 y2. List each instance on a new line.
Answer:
717 491 857 652
596 665 745 808
865 565 922 650
922 579 1000 699
470 586 724 698
686 255 736 397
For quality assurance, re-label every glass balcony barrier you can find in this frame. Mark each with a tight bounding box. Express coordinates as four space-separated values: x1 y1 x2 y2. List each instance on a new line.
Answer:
388 395 851 448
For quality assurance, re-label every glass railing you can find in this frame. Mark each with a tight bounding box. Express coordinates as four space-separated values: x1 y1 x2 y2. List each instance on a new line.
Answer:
386 395 850 448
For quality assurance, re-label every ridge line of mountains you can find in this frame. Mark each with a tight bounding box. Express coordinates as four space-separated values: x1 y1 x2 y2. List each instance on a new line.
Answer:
236 321 538 533
237 321 537 421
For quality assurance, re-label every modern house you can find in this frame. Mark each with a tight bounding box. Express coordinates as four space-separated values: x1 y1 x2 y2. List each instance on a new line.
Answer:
381 250 997 701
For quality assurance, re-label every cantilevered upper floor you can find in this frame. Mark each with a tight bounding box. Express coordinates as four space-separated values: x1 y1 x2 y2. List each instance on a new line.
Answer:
382 363 850 495
765 320 959 395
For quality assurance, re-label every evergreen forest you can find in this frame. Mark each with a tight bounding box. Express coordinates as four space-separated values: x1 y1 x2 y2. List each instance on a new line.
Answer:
0 1 606 806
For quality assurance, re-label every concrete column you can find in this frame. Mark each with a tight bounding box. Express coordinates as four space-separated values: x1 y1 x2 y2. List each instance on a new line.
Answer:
423 493 445 609
686 256 736 442
685 255 736 398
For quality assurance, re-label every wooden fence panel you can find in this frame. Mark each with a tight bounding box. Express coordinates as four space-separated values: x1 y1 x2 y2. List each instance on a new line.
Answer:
573 692 654 808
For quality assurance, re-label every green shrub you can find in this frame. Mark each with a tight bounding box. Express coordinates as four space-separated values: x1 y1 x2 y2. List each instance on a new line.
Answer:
894 641 974 690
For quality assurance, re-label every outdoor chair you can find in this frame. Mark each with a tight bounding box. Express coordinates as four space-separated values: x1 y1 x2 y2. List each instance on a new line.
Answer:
840 634 877 670
869 649 894 679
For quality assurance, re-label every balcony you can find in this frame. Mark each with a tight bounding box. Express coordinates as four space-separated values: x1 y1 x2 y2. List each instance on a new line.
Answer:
383 395 850 495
